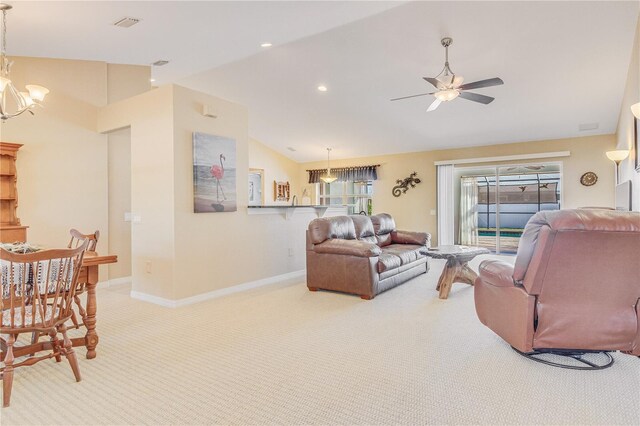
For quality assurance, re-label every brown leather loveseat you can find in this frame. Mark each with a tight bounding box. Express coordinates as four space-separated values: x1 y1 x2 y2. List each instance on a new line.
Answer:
306 213 431 299
474 209 640 364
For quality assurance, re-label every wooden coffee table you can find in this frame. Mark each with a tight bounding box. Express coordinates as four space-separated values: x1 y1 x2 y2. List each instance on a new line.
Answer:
425 245 490 299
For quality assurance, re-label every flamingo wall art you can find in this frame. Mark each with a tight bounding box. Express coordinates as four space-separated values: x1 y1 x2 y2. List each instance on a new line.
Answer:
193 132 237 213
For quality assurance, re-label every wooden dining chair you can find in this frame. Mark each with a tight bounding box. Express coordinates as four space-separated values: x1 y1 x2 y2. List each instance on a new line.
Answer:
68 229 99 252
67 229 99 329
1 241 88 407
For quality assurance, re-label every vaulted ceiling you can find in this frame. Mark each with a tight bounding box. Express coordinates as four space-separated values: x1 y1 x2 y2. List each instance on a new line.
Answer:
8 1 639 162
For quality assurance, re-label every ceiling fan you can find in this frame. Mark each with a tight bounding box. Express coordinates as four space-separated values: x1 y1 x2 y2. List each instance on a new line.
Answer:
391 37 504 112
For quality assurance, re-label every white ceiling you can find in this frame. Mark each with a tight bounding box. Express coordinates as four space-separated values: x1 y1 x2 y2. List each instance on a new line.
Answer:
180 1 639 162
7 1 639 162
6 1 403 83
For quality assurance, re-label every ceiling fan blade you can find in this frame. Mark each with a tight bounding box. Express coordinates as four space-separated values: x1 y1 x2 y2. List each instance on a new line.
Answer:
458 91 495 104
423 77 445 90
390 92 434 102
458 77 504 91
427 98 442 112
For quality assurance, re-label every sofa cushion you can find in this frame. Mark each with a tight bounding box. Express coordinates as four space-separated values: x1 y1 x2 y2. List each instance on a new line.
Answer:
391 230 431 246
371 213 396 235
376 233 392 247
350 215 375 240
313 239 381 258
377 252 402 273
308 216 356 244
382 244 425 266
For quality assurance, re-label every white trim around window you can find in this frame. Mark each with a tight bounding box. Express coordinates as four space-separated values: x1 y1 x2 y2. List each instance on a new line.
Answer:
434 151 570 166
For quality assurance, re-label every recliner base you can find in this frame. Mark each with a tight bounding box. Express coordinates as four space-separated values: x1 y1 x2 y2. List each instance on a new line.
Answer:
512 347 614 370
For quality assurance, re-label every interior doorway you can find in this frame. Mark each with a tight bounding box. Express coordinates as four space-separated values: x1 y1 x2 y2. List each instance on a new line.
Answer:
107 127 132 279
453 163 562 254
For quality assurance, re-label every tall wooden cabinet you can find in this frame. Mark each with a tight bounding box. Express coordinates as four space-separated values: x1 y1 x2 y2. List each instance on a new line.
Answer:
0 142 28 242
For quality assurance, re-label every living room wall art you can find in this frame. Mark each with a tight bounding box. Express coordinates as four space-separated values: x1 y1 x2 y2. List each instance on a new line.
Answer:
392 172 421 197
274 181 290 201
193 132 237 213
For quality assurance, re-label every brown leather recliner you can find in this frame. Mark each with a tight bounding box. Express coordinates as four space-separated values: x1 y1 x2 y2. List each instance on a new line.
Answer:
474 209 640 364
306 213 431 299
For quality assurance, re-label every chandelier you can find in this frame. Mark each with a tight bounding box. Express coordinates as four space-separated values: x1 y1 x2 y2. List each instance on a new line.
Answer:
0 3 48 121
320 148 337 184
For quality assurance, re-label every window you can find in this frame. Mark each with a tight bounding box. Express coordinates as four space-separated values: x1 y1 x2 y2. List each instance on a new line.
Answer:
317 181 373 215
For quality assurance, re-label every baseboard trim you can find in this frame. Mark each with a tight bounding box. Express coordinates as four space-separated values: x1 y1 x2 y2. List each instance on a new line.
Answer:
130 269 306 308
97 275 132 288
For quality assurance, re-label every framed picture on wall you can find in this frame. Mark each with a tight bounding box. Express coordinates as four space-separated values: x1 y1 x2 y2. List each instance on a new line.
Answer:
193 132 237 213
635 117 640 172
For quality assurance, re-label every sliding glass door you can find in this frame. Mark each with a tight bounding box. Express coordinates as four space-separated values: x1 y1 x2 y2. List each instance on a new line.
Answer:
455 163 561 254
495 165 561 253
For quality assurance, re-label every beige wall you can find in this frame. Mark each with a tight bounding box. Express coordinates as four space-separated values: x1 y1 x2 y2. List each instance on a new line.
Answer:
617 14 640 211
0 57 149 281
107 127 132 279
300 135 616 245
107 64 151 104
99 84 315 301
99 85 176 298
106 63 150 279
249 137 300 204
0 56 109 285
0 57 108 249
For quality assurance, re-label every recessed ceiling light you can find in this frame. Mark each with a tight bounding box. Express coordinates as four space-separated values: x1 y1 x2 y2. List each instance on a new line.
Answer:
287 147 296 152
260 42 272 48
317 85 328 92
152 60 169 67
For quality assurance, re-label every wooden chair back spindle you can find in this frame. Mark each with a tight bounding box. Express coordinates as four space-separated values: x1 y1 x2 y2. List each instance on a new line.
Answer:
68 229 99 253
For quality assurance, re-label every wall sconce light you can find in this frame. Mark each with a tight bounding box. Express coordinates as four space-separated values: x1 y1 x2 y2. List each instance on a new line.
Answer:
605 149 629 185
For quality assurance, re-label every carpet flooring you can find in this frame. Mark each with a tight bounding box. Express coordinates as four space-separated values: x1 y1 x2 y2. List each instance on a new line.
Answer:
1 255 639 425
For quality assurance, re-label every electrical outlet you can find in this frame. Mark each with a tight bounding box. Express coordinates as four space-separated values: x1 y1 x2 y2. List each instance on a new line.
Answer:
430 209 436 216
145 261 152 274
288 248 294 257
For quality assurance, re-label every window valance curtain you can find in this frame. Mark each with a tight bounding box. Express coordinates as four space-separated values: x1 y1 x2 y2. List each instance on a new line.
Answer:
307 165 379 183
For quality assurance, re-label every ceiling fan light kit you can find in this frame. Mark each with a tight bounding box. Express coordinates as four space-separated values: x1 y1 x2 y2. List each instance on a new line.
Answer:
391 37 504 112
434 89 460 102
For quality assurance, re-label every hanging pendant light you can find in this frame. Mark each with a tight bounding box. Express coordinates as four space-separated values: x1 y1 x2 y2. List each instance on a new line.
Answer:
320 148 337 184
0 3 49 121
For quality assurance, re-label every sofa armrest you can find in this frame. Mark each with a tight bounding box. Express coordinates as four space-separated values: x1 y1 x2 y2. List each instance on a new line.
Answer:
391 230 431 247
313 239 382 258
478 260 516 288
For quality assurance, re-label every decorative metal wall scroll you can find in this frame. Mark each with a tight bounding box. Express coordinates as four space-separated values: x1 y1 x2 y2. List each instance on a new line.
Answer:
392 172 421 197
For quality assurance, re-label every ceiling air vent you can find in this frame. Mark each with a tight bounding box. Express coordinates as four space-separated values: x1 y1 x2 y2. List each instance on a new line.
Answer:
578 122 599 131
113 17 140 28
152 60 170 67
